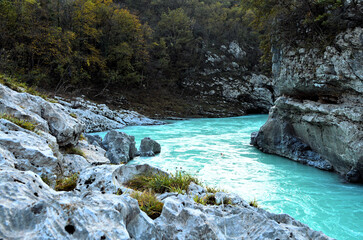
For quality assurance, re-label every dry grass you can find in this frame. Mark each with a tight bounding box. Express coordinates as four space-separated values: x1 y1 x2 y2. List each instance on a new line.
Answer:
130 191 164 219
1 114 37 132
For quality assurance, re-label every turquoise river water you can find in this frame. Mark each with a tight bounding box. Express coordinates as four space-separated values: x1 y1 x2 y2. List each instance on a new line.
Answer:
95 115 363 239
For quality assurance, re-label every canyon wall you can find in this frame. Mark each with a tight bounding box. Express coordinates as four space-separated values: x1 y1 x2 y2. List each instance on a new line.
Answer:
252 27 363 182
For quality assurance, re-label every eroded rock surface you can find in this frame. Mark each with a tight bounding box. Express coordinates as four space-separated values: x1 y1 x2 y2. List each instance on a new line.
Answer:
103 130 138 164
139 137 161 157
57 97 164 133
252 27 363 182
0 84 84 146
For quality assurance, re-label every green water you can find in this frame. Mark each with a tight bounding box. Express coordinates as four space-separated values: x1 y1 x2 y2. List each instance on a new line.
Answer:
94 115 363 239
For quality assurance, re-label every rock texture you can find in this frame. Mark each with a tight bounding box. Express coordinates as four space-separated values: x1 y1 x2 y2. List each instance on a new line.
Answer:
102 130 138 164
252 27 363 182
139 137 161 157
0 82 333 239
57 97 164 133
180 41 274 117
112 164 332 240
0 84 84 146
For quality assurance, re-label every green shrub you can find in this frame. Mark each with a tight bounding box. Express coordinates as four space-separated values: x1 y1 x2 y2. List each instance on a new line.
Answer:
130 191 164 219
0 114 37 132
125 170 201 194
55 173 79 191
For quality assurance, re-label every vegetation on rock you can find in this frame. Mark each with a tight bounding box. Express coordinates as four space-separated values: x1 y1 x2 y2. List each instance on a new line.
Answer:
55 173 79 191
125 170 201 194
249 198 259 208
63 146 86 158
0 114 38 132
130 191 164 219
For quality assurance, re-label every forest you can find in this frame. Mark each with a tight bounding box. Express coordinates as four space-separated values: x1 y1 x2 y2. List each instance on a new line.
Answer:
0 0 361 95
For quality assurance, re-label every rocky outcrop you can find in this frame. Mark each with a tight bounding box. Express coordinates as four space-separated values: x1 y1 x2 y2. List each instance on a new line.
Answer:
0 119 62 177
112 164 332 240
0 164 332 239
102 130 138 164
0 82 333 239
252 27 363 182
180 40 274 117
139 137 161 157
57 97 165 133
0 84 84 146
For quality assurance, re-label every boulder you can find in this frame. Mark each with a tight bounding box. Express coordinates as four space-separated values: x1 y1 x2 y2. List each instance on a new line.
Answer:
102 130 137 164
0 84 84 146
0 168 142 240
62 154 91 176
112 164 167 187
139 137 161 157
0 119 62 176
77 140 110 165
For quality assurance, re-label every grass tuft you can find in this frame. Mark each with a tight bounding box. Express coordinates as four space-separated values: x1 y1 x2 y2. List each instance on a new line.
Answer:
55 173 79 191
130 191 164 219
41 174 52 186
125 170 200 194
69 113 77 119
249 198 259 208
1 114 37 132
193 194 231 206
64 146 86 158
79 134 86 141
0 74 56 102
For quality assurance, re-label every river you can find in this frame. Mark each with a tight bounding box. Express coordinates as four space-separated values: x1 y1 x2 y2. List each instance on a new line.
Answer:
94 115 363 240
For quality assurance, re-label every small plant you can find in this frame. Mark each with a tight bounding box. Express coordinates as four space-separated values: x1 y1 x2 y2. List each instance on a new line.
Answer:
249 198 259 208
125 170 200 194
205 186 227 194
193 194 232 206
41 174 52 186
79 134 86 141
64 146 86 158
69 113 77 119
55 173 79 191
130 191 164 219
193 195 206 205
0 114 37 132
115 188 123 195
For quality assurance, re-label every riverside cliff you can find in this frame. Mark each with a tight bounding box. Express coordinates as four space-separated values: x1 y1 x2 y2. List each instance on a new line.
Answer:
252 27 363 183
0 83 331 239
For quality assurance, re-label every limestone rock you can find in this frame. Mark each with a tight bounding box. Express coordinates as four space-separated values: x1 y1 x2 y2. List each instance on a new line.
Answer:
139 137 161 157
0 84 84 146
77 140 110 165
57 97 165 133
102 130 137 164
62 154 91 176
0 168 143 240
75 165 120 194
253 27 363 182
0 119 62 176
112 164 167 187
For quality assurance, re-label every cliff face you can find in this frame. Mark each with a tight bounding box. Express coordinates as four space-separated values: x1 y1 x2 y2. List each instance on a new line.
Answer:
180 41 274 117
252 27 363 182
